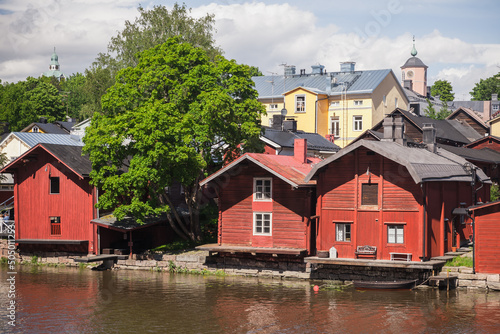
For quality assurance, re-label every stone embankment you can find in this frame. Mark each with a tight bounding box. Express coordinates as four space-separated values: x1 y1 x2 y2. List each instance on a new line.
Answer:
440 266 500 291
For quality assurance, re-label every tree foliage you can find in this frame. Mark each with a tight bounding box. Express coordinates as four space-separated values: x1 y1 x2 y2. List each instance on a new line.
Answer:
431 80 454 102
83 38 265 241
424 98 450 120
0 77 66 131
470 72 500 101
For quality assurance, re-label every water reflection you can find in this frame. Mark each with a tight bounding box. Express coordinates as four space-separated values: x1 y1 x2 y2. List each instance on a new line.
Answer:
1 266 500 333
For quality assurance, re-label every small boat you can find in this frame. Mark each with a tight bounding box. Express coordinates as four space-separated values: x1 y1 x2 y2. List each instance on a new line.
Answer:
353 279 417 290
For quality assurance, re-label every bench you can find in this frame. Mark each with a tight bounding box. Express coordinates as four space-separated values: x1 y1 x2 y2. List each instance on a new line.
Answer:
355 245 377 259
390 252 412 262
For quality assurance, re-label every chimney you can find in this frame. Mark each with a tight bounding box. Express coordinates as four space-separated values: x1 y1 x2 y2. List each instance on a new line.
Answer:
394 116 405 145
340 61 356 72
422 123 437 153
39 117 48 124
294 138 307 163
492 93 498 101
272 115 284 130
311 64 325 75
381 117 394 142
283 119 297 132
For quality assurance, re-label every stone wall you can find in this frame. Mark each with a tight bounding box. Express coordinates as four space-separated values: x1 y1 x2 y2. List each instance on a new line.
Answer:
442 266 500 291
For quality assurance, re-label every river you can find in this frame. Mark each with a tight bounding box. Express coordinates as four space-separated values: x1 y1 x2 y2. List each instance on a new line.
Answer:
1 265 500 333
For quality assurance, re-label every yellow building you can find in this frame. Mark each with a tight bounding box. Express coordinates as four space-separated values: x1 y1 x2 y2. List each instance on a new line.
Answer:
489 115 500 137
254 62 408 147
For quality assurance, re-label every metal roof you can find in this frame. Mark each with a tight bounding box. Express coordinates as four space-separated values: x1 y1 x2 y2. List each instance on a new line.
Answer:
10 132 84 148
401 56 428 68
305 140 490 184
253 69 393 98
261 127 340 152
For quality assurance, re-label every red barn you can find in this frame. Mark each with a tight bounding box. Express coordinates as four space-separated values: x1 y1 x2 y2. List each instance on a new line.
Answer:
468 201 500 274
305 120 491 261
1 143 96 254
199 139 320 255
465 135 500 152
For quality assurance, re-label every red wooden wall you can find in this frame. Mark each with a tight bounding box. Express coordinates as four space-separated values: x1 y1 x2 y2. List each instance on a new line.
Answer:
14 151 96 253
472 203 500 274
218 163 313 252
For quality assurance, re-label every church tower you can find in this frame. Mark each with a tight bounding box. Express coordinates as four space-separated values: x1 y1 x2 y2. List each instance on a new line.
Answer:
42 47 65 80
401 37 427 96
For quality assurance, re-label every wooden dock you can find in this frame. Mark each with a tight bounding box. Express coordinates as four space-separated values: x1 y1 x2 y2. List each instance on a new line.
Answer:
428 275 458 289
74 254 128 270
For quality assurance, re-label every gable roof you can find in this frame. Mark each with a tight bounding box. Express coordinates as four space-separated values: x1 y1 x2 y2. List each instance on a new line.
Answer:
446 107 489 130
253 69 394 99
22 122 68 134
261 127 340 152
201 153 320 188
1 143 91 179
465 135 500 149
0 132 84 149
305 140 490 184
54 121 77 133
439 144 500 164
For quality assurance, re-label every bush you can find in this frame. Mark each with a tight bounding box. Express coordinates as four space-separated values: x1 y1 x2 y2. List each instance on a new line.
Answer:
445 255 473 267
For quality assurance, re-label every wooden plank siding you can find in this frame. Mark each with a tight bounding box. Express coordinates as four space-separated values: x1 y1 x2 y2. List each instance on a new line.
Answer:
448 111 488 136
472 204 500 274
14 152 96 253
218 163 312 252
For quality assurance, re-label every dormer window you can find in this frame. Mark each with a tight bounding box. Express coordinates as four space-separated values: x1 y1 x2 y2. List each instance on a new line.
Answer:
32 126 39 133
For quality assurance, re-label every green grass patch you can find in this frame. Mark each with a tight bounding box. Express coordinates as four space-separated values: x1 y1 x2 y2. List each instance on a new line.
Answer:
445 255 473 267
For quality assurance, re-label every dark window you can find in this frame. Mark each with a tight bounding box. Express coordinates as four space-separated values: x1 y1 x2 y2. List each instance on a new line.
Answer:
50 177 60 194
50 217 61 235
361 183 378 206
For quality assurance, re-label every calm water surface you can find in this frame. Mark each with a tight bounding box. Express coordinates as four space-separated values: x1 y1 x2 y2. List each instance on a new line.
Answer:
1 265 500 333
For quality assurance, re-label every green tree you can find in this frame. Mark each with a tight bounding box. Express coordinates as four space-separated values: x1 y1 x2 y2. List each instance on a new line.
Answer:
83 38 265 241
431 80 454 102
60 73 89 120
424 98 438 118
86 3 222 115
470 72 500 101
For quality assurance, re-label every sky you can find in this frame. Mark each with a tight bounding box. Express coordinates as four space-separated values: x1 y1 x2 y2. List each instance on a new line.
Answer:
1 0 499 101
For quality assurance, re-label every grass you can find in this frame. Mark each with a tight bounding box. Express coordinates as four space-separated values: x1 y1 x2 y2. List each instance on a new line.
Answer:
445 255 473 268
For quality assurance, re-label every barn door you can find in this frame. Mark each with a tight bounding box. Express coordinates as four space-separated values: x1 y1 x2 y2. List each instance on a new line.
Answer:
356 211 380 254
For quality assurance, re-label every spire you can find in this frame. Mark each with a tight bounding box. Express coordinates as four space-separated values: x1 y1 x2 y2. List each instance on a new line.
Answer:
411 36 418 57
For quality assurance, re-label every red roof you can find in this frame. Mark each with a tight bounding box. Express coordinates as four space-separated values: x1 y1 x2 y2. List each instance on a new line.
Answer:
201 153 321 188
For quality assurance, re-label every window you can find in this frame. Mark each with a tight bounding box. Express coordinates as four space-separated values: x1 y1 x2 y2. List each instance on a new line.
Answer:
32 126 39 133
330 101 340 107
254 178 272 201
388 225 404 244
493 104 499 111
254 212 272 235
336 223 351 242
353 116 363 131
395 97 398 108
354 100 363 106
50 177 60 194
331 117 340 138
50 217 61 236
361 183 378 206
269 104 279 111
295 95 305 113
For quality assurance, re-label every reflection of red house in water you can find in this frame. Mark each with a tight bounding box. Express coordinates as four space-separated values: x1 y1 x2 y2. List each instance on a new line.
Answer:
199 139 319 255
0 143 96 254
304 119 491 261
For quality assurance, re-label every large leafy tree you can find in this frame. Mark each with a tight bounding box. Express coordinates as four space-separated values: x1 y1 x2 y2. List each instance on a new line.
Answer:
431 80 454 102
60 73 90 120
470 72 500 101
83 38 265 241
85 3 222 116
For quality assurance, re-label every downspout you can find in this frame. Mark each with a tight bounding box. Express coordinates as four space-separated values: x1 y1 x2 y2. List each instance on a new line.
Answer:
421 183 426 261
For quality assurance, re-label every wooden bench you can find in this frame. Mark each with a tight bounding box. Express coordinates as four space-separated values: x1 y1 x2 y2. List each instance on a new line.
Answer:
390 252 412 262
355 245 377 259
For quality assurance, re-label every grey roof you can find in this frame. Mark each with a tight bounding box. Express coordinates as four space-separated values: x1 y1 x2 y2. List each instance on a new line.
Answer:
448 101 485 113
41 144 91 177
401 56 428 68
305 140 490 184
439 145 500 164
253 69 393 98
54 121 76 133
23 122 68 134
262 127 340 152
9 132 84 148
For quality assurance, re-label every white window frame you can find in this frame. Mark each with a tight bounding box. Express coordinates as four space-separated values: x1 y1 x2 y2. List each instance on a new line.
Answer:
388 225 404 244
331 117 340 138
330 101 340 107
493 104 499 111
269 104 279 111
254 212 272 236
253 178 272 201
353 116 363 131
354 100 363 106
32 126 39 133
295 95 306 113
336 223 351 242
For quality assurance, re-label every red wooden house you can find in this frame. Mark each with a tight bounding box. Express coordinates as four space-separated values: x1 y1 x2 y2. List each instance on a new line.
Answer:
199 139 320 256
465 135 500 152
0 143 97 254
305 119 491 261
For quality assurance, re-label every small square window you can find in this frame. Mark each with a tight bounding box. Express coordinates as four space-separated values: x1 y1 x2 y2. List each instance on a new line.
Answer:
254 212 272 235
254 178 272 201
330 101 340 107
388 225 404 244
361 183 378 206
269 104 279 111
354 100 363 106
336 223 351 242
353 116 363 131
50 177 60 194
50 216 61 236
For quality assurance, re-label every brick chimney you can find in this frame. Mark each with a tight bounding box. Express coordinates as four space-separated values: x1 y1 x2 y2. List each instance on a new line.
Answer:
294 138 307 163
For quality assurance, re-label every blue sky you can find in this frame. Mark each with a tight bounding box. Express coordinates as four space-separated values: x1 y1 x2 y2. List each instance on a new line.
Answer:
1 0 499 100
